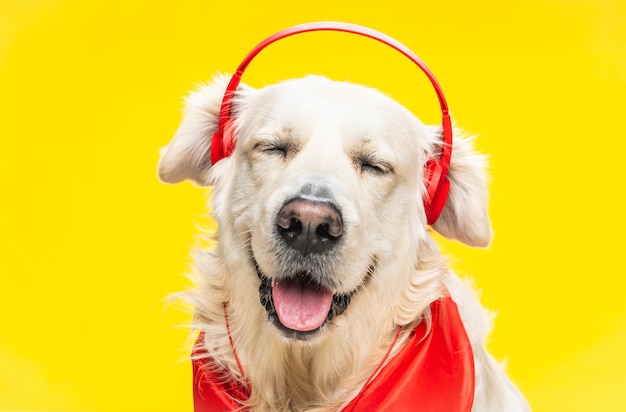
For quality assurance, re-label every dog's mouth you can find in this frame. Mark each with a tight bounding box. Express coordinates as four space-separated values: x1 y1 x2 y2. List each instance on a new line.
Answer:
257 268 354 339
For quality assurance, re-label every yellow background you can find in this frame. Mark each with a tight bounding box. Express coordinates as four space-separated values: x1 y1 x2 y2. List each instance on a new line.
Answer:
1 0 625 410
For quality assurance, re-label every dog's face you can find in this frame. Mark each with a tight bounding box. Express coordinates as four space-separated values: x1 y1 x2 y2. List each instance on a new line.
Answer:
159 75 491 341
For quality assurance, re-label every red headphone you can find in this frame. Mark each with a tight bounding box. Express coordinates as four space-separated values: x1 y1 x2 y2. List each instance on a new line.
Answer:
210 22 452 225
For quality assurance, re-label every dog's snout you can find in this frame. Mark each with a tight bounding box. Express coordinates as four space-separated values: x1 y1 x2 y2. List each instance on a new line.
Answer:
277 198 343 254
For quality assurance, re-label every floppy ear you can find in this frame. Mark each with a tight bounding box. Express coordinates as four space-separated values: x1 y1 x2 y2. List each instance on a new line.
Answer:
158 75 250 186
430 127 493 248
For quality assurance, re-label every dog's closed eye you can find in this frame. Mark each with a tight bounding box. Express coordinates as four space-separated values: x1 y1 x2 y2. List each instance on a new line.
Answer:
354 154 394 176
253 139 298 159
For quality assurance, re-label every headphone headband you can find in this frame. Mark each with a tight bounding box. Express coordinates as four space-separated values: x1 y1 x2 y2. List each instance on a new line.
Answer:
210 21 453 224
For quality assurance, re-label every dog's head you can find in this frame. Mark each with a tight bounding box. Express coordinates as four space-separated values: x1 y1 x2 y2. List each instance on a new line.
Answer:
159 75 491 340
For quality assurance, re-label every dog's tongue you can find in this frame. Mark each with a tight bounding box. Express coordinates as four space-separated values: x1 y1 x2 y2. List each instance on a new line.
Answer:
272 277 333 332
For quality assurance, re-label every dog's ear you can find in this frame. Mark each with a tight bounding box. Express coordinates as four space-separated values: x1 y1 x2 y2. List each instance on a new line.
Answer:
430 126 493 247
158 75 250 186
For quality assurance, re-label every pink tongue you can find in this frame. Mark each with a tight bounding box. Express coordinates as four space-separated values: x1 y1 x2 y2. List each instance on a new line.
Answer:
272 277 334 332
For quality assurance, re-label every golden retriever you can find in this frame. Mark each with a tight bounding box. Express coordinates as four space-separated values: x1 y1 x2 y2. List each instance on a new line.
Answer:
158 74 531 411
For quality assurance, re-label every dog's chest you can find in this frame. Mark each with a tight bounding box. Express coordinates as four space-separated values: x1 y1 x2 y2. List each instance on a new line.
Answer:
193 297 474 411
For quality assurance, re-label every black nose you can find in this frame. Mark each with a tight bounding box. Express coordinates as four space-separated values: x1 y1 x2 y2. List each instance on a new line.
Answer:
276 198 343 254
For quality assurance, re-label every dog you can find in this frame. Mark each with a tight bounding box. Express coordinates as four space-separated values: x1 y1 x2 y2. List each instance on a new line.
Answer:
158 74 531 411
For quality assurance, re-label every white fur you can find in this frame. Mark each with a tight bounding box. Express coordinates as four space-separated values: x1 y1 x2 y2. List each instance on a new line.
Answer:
159 75 531 411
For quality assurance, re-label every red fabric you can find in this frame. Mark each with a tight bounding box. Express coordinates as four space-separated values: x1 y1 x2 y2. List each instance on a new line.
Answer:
192 333 249 411
192 296 475 411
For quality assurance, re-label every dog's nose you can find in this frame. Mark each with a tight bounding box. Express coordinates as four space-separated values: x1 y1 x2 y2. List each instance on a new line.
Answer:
276 198 343 254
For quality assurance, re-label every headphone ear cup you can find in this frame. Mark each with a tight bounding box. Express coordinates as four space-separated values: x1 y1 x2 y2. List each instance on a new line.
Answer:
211 130 224 165
210 118 237 165
222 118 237 158
423 158 450 225
427 176 450 226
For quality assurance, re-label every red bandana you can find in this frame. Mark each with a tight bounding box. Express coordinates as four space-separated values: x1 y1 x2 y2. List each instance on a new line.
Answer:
192 296 475 411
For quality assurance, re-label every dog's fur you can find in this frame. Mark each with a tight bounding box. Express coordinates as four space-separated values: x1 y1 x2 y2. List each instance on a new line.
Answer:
159 75 531 411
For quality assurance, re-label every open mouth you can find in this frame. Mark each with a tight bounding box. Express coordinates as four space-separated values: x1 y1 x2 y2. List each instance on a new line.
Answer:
257 268 353 339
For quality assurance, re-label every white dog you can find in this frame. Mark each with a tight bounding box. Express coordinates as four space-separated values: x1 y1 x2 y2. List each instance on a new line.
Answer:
159 74 531 411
